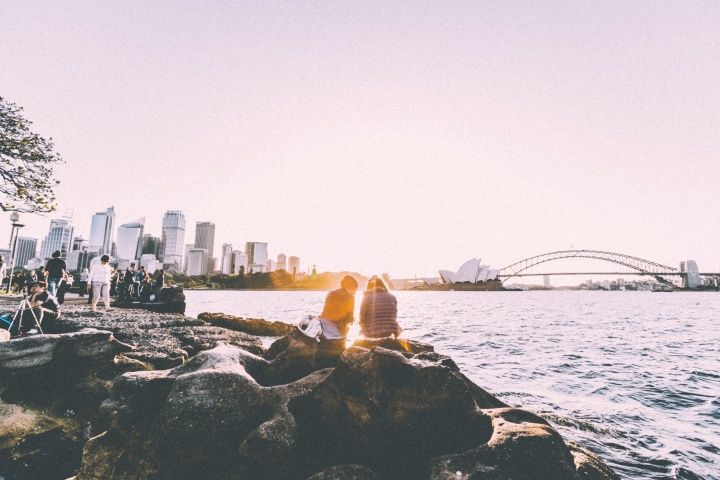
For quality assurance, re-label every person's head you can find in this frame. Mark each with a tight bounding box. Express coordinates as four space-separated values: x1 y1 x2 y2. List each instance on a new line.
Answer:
366 276 387 291
340 275 358 294
130 263 136 268
158 269 164 274
52 251 61 258
30 281 47 293
139 266 145 271
39 266 45 272
100 255 110 264
83 268 89 273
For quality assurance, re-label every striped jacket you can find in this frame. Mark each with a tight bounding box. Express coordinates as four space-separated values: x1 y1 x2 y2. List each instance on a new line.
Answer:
359 287 401 338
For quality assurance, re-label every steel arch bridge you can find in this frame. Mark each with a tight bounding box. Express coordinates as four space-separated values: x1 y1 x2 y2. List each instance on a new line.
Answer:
498 250 679 285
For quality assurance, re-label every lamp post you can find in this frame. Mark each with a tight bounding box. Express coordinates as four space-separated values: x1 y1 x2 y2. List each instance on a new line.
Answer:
5 213 25 293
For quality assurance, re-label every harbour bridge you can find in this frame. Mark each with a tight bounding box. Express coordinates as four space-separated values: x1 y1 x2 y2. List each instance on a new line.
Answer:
497 250 720 287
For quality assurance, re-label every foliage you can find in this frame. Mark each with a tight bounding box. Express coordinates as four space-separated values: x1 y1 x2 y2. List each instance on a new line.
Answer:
171 269 373 291
0 96 63 212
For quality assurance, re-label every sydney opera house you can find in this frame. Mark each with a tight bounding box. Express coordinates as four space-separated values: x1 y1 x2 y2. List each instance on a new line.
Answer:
439 258 500 284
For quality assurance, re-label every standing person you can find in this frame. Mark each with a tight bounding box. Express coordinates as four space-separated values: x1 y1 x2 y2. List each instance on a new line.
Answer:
56 271 72 304
79 268 89 297
359 276 402 339
45 251 67 296
87 255 113 312
316 275 359 367
37 266 48 283
124 263 137 299
154 269 165 292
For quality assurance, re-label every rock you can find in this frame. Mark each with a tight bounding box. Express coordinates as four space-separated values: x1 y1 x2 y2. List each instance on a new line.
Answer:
198 312 296 336
305 464 379 480
0 329 134 480
429 409 620 480
49 306 265 370
353 337 435 354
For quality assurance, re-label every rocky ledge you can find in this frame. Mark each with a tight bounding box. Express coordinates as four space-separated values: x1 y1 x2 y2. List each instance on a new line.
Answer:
0 306 620 480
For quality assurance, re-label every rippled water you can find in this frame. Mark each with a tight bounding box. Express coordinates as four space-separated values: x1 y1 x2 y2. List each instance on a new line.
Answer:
185 290 720 479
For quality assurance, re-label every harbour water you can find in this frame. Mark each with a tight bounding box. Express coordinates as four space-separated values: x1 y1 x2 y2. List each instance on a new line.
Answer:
185 290 720 479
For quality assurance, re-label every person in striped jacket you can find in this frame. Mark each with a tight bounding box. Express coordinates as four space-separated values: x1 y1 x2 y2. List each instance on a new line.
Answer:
359 276 402 339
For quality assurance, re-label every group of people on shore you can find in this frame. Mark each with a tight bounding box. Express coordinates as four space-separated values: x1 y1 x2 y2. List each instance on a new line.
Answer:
84 257 166 312
315 275 402 366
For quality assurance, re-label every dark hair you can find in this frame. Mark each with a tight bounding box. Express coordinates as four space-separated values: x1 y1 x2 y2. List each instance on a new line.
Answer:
340 275 358 290
130 263 136 267
32 281 47 289
52 250 61 258
100 255 110 262
366 276 387 291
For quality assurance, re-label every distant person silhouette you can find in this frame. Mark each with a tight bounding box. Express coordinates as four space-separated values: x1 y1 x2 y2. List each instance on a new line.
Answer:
359 276 402 339
316 275 358 367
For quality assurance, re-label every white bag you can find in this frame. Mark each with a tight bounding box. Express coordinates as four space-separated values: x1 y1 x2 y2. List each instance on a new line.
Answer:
297 315 323 341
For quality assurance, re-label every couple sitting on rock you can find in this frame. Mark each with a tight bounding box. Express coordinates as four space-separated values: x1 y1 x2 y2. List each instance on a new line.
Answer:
316 275 402 365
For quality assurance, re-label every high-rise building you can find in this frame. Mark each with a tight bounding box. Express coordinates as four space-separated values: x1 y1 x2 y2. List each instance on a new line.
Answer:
66 250 96 273
72 236 88 251
161 211 186 272
231 250 248 274
142 234 162 258
276 253 287 272
288 256 300 275
116 219 145 262
14 237 37 270
245 242 267 273
88 207 115 254
220 243 233 274
266 259 276 272
194 222 215 273
186 248 208 276
183 243 194 273
39 218 75 260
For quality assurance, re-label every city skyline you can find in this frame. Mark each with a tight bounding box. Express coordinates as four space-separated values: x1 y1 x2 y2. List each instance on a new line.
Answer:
1 2 719 279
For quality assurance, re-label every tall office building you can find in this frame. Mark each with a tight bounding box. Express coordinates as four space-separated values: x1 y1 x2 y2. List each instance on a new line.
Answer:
220 243 233 274
276 253 287 272
66 250 96 273
231 250 248 274
288 256 300 275
15 237 37 270
39 218 75 260
161 211 186 272
116 219 145 262
88 207 115 254
194 222 215 273
245 242 268 273
142 234 162 258
186 248 208 276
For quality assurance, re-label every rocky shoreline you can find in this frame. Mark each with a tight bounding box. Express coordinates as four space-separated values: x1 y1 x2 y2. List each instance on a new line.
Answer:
0 304 620 480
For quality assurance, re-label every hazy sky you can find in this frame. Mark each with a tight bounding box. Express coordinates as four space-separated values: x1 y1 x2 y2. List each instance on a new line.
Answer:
1 1 718 280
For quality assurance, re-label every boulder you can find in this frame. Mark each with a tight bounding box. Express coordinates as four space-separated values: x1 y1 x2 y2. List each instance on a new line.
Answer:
0 329 136 480
199 312 296 336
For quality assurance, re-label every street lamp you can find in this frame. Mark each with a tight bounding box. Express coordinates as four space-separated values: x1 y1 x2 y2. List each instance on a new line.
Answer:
5 213 25 293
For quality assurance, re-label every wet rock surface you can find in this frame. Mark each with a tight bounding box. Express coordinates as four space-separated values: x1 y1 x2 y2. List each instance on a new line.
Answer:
0 302 620 480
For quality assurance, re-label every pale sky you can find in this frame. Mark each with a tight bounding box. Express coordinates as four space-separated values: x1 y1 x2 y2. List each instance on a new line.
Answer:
1 1 718 280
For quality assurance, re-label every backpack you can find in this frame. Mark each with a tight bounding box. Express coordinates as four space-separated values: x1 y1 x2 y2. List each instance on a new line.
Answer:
297 315 323 341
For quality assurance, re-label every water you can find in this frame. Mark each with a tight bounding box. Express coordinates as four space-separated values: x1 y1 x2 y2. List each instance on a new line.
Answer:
185 290 720 479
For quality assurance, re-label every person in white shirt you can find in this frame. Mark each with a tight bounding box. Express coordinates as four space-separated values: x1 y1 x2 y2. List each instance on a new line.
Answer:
87 255 113 312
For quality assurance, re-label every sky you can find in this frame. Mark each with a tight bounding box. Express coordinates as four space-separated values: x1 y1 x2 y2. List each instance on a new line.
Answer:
1 1 718 281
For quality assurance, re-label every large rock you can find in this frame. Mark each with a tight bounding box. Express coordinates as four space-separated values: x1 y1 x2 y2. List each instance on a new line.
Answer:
0 329 137 480
199 311 296 336
73 341 619 480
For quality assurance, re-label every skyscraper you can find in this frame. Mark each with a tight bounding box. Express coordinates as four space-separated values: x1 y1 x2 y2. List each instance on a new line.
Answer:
220 243 233 274
194 222 215 272
142 234 162 258
288 256 300 275
39 218 75 260
245 242 267 273
15 237 37 270
161 211 186 271
231 250 248 274
276 253 287 272
186 248 208 276
116 219 144 262
88 206 115 254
